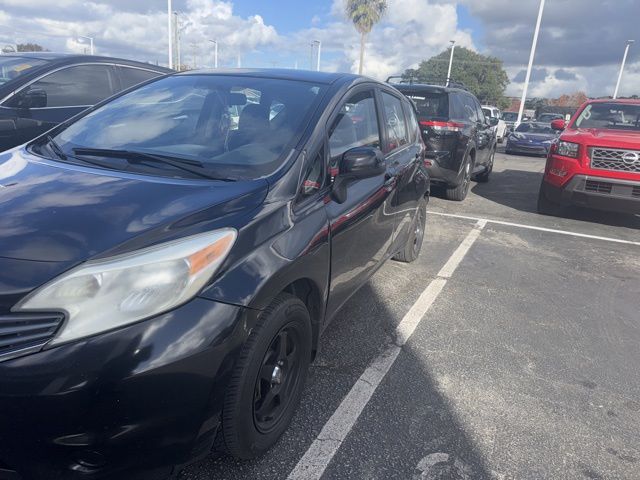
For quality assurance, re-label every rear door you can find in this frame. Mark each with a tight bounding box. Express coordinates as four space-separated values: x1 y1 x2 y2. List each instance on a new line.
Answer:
324 86 395 319
1 64 117 147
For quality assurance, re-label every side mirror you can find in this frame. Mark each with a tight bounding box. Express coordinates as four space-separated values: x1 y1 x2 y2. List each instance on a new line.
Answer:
550 119 566 131
489 117 499 127
16 88 47 109
332 146 385 203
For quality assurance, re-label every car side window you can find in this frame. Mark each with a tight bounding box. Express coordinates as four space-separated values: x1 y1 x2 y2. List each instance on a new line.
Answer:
381 91 409 152
403 99 418 143
328 90 381 161
462 95 478 123
299 147 325 198
11 65 115 108
119 67 162 90
475 99 486 124
450 93 466 121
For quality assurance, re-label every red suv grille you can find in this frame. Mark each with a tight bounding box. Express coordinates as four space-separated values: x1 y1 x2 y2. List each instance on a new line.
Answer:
590 147 640 174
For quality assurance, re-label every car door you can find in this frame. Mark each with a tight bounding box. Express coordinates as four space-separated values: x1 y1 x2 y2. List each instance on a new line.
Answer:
468 95 491 167
324 86 396 319
378 89 426 254
1 64 117 148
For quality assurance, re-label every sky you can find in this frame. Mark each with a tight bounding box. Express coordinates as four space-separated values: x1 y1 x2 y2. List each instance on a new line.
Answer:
0 0 638 99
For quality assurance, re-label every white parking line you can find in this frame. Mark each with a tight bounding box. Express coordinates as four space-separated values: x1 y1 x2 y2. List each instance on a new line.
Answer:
428 211 640 247
287 220 486 480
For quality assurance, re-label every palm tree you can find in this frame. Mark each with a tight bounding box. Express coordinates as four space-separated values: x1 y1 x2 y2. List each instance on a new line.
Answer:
345 0 387 75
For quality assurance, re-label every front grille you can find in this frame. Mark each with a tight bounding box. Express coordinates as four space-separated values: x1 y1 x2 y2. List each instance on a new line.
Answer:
0 313 64 362
590 147 640 173
585 180 613 194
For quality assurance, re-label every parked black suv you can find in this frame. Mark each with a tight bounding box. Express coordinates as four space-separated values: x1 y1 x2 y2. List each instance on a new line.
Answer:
0 53 171 151
0 69 428 479
391 81 497 200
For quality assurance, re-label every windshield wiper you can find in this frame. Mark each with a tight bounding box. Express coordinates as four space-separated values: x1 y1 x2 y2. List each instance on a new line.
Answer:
72 148 231 181
46 135 67 160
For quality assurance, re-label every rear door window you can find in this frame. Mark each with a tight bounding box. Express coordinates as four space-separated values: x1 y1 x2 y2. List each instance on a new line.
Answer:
462 94 479 123
381 91 409 152
403 99 418 143
119 66 163 90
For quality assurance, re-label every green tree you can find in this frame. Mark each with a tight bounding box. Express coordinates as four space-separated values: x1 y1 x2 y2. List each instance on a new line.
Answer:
403 46 509 106
17 43 48 52
345 0 387 75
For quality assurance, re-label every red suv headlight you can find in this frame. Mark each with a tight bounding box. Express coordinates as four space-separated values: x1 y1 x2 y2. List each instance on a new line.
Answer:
556 141 580 158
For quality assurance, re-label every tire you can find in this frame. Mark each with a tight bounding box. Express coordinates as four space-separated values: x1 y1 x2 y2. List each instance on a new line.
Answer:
394 198 426 263
445 155 472 201
475 148 495 183
220 293 312 459
536 184 562 216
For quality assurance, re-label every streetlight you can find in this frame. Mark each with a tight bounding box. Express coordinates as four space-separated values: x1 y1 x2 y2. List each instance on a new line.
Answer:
446 40 455 86
78 35 94 55
314 40 321 71
167 0 173 69
209 40 218 68
613 39 634 99
517 0 546 126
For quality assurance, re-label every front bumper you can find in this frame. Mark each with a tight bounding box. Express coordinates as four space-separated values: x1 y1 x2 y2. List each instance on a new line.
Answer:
0 298 251 480
506 141 549 156
542 174 640 214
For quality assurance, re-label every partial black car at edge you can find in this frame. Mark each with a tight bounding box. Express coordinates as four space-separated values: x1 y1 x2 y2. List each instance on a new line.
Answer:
0 53 171 152
0 69 429 480
391 82 497 201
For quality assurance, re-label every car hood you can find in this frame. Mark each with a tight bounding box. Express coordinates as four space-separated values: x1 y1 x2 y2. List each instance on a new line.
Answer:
562 128 640 148
511 132 555 143
0 148 268 300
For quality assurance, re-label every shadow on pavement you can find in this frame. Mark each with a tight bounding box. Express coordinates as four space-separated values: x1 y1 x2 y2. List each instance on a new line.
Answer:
471 169 640 230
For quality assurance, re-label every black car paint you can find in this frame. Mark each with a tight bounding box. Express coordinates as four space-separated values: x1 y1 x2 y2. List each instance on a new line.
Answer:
392 84 496 187
0 53 171 152
0 69 429 479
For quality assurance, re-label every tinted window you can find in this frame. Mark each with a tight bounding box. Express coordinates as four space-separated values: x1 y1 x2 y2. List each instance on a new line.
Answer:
0 56 48 87
300 147 325 198
19 65 115 108
119 67 163 90
381 91 409 152
405 91 448 120
502 112 518 121
515 123 555 134
450 93 466 121
328 90 380 160
475 99 486 123
404 99 418 143
55 75 327 180
462 95 478 122
482 108 492 118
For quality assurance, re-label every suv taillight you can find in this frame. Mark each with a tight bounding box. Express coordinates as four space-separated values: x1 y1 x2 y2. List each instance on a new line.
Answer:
419 120 464 132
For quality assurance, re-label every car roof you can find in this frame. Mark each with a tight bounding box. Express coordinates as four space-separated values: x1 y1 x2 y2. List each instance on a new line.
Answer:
0 53 172 72
178 68 362 85
587 98 640 105
390 83 469 95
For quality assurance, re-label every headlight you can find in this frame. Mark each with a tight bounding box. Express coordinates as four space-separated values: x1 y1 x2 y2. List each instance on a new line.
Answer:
556 141 579 158
14 229 237 345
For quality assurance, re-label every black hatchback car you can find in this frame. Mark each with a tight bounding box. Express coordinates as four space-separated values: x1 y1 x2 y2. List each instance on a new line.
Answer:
0 53 171 152
392 82 497 201
0 69 428 480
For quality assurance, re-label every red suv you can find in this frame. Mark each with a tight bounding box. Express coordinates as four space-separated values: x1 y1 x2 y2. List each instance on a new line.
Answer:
538 99 640 215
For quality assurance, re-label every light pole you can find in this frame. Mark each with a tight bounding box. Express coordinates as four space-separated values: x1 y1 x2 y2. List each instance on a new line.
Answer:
517 0 546 126
446 40 455 86
167 0 173 69
190 43 197 69
209 40 218 68
613 40 634 99
314 40 321 71
78 35 94 55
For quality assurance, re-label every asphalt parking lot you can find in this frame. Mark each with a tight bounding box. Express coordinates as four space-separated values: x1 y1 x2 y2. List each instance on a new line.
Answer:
180 149 640 480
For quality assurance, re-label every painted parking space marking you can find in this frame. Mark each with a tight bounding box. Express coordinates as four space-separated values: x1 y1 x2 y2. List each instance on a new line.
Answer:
428 210 640 246
287 220 486 480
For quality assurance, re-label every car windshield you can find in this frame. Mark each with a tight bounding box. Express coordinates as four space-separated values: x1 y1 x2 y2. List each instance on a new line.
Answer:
515 123 554 134
538 114 562 122
574 102 640 132
405 92 448 120
502 112 518 121
53 75 327 180
0 56 48 86
482 108 493 118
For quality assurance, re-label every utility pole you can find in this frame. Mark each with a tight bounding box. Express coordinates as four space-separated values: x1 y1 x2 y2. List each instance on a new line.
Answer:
168 0 173 69
190 43 197 69
517 0 545 126
314 40 321 71
446 40 455 86
613 40 634 99
209 40 218 68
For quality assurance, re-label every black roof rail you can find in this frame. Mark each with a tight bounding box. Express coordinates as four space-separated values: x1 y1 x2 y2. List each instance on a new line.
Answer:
386 74 468 90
